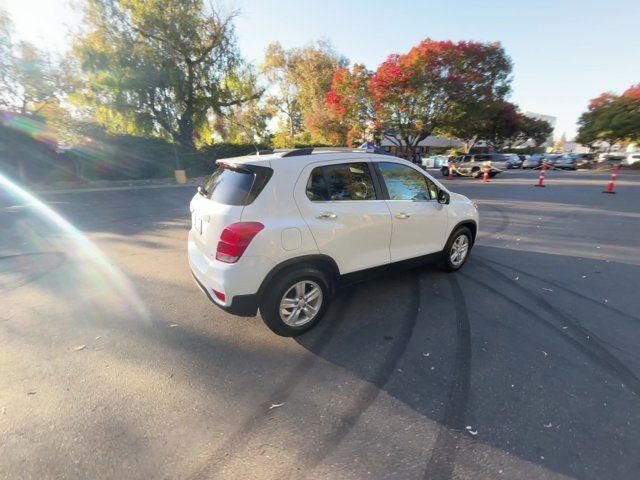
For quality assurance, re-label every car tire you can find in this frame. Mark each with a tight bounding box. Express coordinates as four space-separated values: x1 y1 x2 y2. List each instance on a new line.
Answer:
472 167 481 178
441 167 450 177
259 266 331 337
438 226 473 272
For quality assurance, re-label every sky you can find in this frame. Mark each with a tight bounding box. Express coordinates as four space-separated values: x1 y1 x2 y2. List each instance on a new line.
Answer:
2 0 639 139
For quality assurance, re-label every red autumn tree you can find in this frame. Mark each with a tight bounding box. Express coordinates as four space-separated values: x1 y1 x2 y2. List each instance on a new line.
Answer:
326 38 512 156
623 83 640 100
326 64 375 145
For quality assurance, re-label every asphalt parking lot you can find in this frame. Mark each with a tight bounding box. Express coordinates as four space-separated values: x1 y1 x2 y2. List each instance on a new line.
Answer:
1 168 639 480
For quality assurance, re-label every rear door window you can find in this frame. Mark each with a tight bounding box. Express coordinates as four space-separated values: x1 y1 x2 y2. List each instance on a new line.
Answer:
306 162 377 201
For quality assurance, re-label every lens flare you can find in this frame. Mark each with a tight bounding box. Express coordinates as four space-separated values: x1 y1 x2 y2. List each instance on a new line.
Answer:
0 171 148 320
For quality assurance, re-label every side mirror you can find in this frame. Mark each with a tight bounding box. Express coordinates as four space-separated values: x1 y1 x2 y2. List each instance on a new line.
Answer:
437 189 450 205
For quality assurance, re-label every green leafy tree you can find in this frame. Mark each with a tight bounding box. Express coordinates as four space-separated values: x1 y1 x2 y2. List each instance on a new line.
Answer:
262 40 348 147
577 88 640 149
261 42 304 144
0 9 13 109
73 0 261 148
0 8 68 116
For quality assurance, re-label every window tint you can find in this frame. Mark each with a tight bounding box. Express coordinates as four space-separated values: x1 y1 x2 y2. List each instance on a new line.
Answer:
378 162 436 201
306 168 330 201
202 166 256 206
306 162 376 201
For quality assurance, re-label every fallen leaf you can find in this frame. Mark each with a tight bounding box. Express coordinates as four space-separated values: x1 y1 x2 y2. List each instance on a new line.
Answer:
544 422 553 428
73 345 86 351
422 352 430 357
269 402 285 410
169 324 179 328
465 426 478 436
1 407 5 414
542 288 553 292
514 276 519 281
27 391 36 395
542 351 548 357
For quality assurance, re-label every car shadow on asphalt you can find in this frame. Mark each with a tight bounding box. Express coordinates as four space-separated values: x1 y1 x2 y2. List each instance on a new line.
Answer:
291 246 640 479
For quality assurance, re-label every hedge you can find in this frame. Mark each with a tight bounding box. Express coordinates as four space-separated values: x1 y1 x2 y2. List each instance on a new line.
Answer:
0 123 268 184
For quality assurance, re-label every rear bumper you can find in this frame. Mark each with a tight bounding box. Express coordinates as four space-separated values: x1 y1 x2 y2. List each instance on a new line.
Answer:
188 230 273 317
190 269 259 317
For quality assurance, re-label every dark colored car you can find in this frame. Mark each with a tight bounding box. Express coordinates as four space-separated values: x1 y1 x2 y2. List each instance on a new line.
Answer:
504 154 523 169
522 156 542 169
541 154 562 166
568 153 595 168
554 155 577 170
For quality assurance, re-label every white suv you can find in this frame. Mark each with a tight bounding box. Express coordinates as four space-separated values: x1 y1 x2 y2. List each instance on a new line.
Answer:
188 148 479 336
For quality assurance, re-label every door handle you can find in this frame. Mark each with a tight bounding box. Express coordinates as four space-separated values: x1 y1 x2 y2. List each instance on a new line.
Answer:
317 212 337 219
395 213 410 219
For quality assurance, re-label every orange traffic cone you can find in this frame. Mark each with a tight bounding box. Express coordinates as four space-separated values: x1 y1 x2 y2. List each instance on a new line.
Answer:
482 162 490 182
603 165 619 194
535 163 548 187
448 162 454 180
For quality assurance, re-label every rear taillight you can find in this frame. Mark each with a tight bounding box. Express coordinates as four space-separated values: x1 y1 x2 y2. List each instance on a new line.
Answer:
216 222 264 263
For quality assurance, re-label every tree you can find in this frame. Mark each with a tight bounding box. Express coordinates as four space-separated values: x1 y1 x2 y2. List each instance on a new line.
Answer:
515 115 554 147
73 0 261 148
326 64 376 145
0 8 68 116
326 38 512 158
211 99 273 145
476 101 521 150
577 86 640 149
0 9 13 109
262 40 348 147
261 43 304 144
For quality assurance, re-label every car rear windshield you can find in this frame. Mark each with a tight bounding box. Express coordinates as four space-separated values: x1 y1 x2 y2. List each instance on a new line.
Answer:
200 164 272 206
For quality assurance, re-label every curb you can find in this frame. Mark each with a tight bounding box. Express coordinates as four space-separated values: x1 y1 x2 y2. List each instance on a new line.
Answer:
36 182 198 195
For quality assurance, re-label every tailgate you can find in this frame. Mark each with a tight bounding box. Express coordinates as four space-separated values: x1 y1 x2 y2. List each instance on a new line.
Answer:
190 192 243 259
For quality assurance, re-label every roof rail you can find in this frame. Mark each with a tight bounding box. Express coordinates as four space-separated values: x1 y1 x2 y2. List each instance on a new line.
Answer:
285 146 395 157
281 148 314 157
252 149 274 155
252 146 396 158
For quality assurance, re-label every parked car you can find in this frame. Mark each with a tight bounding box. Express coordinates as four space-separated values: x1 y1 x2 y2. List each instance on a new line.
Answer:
624 153 640 166
424 155 453 169
440 153 509 178
522 155 542 169
541 154 562 166
554 155 577 170
504 154 523 169
564 153 595 168
598 153 626 164
189 148 479 336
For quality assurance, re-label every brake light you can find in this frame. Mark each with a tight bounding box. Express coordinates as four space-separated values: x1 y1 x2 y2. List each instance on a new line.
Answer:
216 222 264 263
